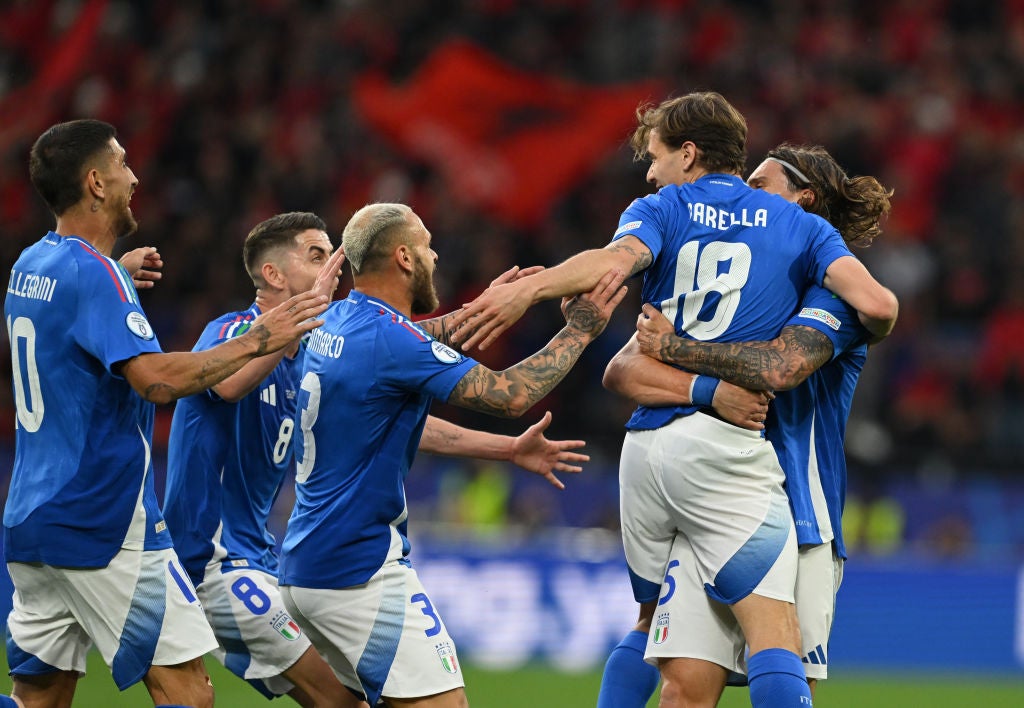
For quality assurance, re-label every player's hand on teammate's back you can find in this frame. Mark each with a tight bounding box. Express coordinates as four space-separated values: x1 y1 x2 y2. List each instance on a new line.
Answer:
561 268 628 340
120 246 163 289
312 247 347 300
248 292 330 355
634 303 677 362
509 411 589 490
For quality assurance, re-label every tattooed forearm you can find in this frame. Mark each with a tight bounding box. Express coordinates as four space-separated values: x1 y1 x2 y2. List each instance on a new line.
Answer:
449 329 590 417
608 239 653 277
658 325 834 391
418 311 458 346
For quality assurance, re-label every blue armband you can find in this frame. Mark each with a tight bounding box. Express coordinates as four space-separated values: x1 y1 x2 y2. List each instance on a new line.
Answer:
690 375 720 407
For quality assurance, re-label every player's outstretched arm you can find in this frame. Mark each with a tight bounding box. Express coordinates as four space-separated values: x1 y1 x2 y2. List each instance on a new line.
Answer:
603 336 770 430
419 412 588 489
634 304 834 391
822 255 899 341
120 292 329 404
418 264 545 346
446 269 628 418
449 237 648 352
119 246 163 290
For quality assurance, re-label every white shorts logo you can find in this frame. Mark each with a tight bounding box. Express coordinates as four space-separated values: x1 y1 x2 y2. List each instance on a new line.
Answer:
436 641 459 674
614 220 643 237
797 307 841 331
431 340 462 364
126 311 154 340
653 613 670 645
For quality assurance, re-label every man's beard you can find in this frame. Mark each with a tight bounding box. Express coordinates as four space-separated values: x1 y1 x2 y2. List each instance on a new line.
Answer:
410 256 439 316
114 194 138 238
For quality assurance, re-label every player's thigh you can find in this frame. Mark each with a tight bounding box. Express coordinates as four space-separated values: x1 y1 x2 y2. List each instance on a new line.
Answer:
198 563 311 687
282 562 464 707
658 657 728 708
655 413 796 605
60 547 217 690
619 428 677 602
646 534 745 676
795 543 843 679
10 669 79 708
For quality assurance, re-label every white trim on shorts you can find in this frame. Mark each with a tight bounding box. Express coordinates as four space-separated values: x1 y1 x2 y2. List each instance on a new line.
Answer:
795 542 843 680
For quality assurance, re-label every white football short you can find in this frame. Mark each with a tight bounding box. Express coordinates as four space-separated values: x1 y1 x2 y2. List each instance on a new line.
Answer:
645 536 842 683
197 559 311 695
620 412 798 605
281 560 464 706
795 542 843 680
644 533 746 674
6 546 218 690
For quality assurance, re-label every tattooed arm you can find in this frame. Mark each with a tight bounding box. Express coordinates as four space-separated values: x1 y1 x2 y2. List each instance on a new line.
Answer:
634 304 834 391
449 236 651 351
446 269 628 417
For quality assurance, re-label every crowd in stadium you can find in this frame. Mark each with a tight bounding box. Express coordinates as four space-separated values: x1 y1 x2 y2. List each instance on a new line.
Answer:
2 0 1023 552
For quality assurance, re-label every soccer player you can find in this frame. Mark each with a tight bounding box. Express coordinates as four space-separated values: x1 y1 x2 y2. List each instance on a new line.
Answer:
447 92 898 708
599 143 893 706
277 202 627 707
2 119 330 708
164 211 592 707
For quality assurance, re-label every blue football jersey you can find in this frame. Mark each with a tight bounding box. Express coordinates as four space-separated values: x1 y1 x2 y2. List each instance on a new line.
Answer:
279 290 477 589
616 174 854 430
164 304 303 586
766 286 868 560
4 232 168 567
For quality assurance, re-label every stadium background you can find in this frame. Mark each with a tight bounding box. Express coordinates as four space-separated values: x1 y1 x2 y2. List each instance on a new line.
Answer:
1 0 1023 705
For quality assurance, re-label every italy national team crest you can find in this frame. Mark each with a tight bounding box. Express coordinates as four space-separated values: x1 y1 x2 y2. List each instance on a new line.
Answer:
271 610 302 641
435 641 459 674
653 612 671 645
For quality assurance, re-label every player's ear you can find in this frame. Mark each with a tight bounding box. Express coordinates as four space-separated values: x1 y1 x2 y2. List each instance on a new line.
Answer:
85 168 103 200
261 261 285 289
395 244 414 274
798 189 816 209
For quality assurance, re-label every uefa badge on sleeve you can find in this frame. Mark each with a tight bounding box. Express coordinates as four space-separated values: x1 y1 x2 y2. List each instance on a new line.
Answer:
435 641 459 674
653 612 671 645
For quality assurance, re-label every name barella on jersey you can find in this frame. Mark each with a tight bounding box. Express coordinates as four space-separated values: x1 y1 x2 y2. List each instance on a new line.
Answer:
765 285 868 560
165 304 303 587
4 232 169 568
279 290 476 590
615 173 855 431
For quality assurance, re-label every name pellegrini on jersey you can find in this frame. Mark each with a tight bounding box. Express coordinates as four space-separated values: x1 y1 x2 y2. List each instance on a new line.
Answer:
6 269 57 302
688 202 768 230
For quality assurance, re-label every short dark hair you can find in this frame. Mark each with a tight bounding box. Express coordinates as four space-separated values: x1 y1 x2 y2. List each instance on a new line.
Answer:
630 92 747 175
243 212 327 286
29 120 117 217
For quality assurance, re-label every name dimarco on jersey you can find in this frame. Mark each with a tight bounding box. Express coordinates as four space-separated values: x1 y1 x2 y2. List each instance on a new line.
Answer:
7 269 57 303
688 202 768 230
307 328 344 358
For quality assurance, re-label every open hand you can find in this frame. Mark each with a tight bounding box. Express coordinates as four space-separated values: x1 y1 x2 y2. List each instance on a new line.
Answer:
119 246 163 290
509 411 589 489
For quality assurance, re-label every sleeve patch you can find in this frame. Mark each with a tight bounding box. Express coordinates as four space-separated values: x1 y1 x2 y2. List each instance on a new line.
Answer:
431 340 463 364
797 307 841 331
614 220 643 237
126 311 155 340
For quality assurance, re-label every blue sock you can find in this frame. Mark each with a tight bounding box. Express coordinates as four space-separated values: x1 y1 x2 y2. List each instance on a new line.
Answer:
747 648 813 707
596 630 660 708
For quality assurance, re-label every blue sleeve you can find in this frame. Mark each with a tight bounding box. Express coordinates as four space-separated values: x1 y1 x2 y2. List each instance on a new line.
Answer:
804 217 854 287
376 324 478 401
786 285 869 361
73 258 162 373
612 194 666 263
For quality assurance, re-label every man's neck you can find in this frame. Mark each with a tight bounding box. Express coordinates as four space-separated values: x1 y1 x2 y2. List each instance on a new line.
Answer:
353 275 412 319
54 209 116 255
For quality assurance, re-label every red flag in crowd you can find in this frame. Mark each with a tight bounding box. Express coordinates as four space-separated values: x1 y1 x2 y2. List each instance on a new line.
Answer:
353 41 661 227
